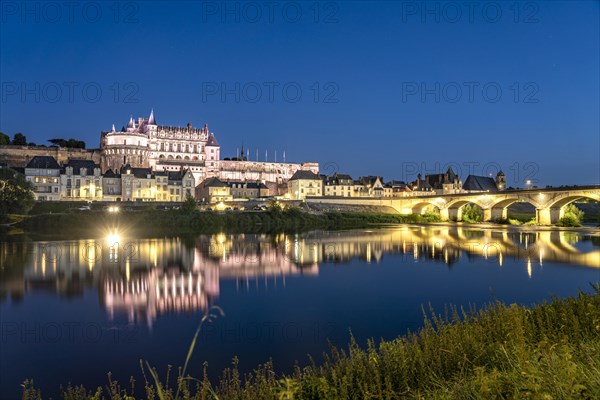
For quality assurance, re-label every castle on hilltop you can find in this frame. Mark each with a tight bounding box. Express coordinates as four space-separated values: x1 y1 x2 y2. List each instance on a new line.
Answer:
100 110 318 186
101 110 220 178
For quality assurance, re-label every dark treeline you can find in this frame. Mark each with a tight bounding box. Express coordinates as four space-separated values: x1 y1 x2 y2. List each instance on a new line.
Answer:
0 132 86 149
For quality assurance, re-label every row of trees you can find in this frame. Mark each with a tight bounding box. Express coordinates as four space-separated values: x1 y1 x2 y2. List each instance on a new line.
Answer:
48 138 86 149
0 132 85 149
0 132 31 146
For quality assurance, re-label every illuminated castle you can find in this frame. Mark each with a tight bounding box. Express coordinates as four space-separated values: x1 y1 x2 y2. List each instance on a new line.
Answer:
100 110 318 188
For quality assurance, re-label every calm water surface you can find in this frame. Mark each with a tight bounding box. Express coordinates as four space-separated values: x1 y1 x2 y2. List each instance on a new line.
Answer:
1 226 599 397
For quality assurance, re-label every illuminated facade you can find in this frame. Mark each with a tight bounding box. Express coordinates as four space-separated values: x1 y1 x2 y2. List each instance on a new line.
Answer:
195 177 233 203
60 159 103 201
288 170 322 200
24 156 61 201
100 110 319 188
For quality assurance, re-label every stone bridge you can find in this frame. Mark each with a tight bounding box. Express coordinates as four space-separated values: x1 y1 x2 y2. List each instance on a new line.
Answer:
306 185 600 224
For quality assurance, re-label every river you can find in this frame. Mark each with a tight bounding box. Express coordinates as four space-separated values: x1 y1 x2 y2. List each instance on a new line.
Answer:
1 225 599 397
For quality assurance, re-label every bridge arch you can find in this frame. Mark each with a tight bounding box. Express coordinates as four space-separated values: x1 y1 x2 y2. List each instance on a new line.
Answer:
444 199 486 221
537 193 600 224
545 193 600 209
411 201 441 215
488 197 541 221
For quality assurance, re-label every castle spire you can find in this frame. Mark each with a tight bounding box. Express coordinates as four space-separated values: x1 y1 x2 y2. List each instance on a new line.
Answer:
148 108 156 125
128 115 134 128
112 124 116 132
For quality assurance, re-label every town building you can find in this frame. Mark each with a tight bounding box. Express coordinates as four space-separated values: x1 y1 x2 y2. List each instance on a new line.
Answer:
228 181 269 199
60 159 103 201
102 169 122 201
120 165 156 202
388 180 413 197
155 169 195 202
288 170 322 200
323 173 355 197
410 174 434 193
24 156 61 201
463 175 500 192
195 177 233 203
423 167 463 194
355 176 391 197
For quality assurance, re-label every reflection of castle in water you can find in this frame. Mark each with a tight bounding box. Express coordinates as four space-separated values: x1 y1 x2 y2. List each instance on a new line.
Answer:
1 227 598 326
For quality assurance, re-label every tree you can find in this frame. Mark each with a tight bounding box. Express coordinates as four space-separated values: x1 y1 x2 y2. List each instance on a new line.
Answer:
49 138 86 149
180 194 198 213
49 138 67 147
0 168 35 219
11 133 27 146
0 132 9 145
268 199 283 213
462 204 483 223
557 204 584 227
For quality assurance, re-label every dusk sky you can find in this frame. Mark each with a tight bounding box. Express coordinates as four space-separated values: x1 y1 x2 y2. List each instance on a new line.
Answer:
1 1 598 186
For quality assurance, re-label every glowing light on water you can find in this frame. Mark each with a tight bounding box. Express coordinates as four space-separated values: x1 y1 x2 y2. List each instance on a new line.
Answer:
107 233 120 246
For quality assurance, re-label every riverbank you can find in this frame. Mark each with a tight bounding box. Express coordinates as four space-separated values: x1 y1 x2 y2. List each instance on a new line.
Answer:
21 289 600 399
5 208 443 240
3 207 598 241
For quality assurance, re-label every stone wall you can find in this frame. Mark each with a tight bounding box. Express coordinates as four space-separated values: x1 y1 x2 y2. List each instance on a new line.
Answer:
0 145 101 167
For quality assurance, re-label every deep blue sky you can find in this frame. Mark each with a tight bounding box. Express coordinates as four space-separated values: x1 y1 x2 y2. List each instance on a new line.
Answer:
1 1 598 186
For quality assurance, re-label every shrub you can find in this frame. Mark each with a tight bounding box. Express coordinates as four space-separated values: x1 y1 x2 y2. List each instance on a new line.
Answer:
557 204 584 227
557 214 581 227
462 204 482 223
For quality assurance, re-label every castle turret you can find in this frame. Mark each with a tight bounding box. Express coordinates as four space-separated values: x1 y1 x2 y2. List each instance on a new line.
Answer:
148 109 156 125
205 133 220 173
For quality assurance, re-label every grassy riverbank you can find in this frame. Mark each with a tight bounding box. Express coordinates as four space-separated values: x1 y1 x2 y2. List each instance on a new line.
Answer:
4 201 598 240
10 208 441 239
22 288 600 399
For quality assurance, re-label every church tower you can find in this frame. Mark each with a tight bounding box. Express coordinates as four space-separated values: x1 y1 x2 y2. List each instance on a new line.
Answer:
496 170 506 191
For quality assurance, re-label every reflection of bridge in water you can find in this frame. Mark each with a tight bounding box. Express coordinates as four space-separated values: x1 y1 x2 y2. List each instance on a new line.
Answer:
1 227 598 326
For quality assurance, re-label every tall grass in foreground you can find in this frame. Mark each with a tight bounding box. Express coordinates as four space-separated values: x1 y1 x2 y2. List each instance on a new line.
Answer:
22 287 600 399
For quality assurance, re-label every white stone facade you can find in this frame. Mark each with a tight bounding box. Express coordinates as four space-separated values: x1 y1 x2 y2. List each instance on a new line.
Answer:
101 111 318 186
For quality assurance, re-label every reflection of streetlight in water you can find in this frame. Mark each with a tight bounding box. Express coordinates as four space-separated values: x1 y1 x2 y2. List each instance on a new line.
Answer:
107 233 120 246
107 231 121 262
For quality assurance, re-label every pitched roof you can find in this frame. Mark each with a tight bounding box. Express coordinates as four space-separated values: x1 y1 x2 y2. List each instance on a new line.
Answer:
425 167 459 189
26 156 60 169
324 173 354 185
227 181 268 189
463 175 498 192
206 133 219 146
411 179 433 191
63 159 98 175
289 170 320 181
357 176 383 186
198 177 228 188
120 164 154 178
103 169 121 178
